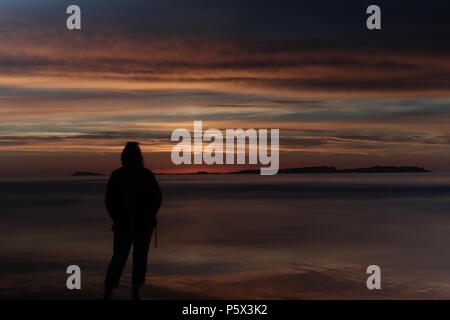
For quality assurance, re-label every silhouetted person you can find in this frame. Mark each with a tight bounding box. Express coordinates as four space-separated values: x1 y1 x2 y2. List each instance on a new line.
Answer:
104 142 162 300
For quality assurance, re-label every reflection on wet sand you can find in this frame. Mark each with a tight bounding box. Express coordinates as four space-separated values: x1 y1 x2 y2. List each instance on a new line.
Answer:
1 173 450 299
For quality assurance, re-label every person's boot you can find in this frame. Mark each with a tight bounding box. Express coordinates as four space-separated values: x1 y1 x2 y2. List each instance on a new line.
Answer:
103 285 113 300
132 285 141 301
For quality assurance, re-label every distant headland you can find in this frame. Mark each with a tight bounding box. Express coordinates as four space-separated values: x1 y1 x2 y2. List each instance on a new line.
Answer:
193 166 431 175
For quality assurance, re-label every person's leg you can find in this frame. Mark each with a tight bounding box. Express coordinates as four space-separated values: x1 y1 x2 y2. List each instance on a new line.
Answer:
104 230 133 299
131 229 153 300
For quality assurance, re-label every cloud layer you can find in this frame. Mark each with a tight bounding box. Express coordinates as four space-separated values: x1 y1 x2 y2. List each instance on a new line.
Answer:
0 0 450 175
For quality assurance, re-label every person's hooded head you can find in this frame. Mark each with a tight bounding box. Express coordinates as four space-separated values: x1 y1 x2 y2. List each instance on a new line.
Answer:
121 142 144 168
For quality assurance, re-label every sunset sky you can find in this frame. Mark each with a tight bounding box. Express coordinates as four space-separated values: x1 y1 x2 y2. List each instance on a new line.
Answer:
0 0 450 177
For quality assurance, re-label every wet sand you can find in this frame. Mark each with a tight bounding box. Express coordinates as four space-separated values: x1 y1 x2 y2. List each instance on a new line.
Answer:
1 173 450 299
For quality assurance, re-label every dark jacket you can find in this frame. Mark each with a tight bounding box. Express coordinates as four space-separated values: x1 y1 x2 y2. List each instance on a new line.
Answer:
105 166 162 232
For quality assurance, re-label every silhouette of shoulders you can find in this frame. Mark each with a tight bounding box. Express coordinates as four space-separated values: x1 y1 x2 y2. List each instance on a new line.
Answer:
106 166 162 231
111 166 154 176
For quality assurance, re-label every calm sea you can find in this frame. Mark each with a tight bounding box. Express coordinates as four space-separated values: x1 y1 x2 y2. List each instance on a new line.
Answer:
1 173 450 299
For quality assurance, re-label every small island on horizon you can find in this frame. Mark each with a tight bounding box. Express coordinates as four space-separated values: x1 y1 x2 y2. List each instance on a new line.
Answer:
72 171 105 176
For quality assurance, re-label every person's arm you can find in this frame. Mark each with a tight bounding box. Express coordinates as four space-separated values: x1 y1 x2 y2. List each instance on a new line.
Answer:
105 172 118 220
148 171 162 215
